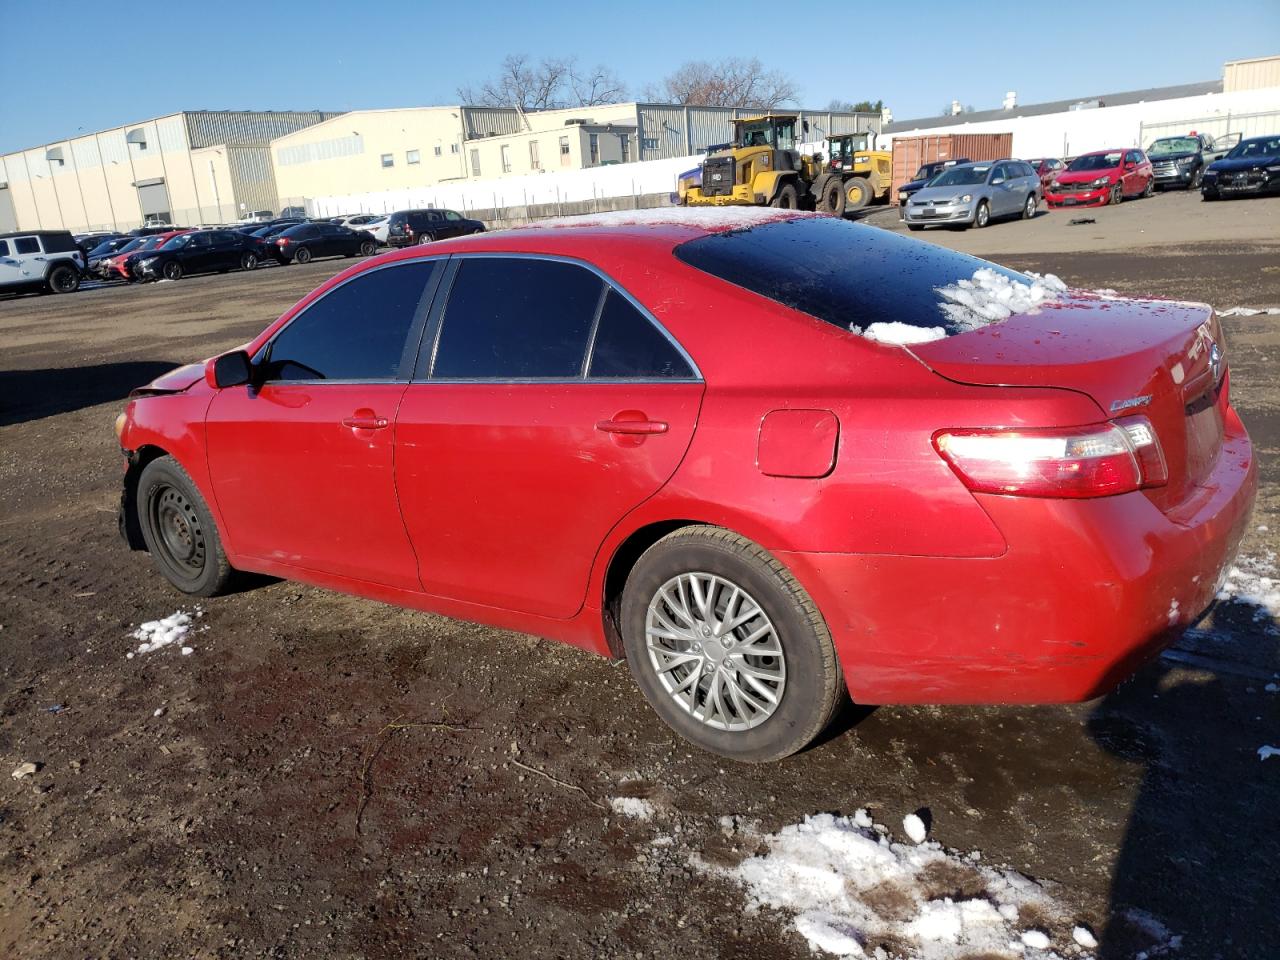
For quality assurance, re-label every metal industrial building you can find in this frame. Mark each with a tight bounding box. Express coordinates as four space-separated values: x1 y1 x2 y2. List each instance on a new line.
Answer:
0 110 341 233
271 102 882 212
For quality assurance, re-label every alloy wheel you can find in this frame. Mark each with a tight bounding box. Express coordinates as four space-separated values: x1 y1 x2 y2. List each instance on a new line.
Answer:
644 572 786 731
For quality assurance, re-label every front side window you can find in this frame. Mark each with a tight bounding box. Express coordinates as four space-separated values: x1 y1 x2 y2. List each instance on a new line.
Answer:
431 258 603 379
589 290 693 379
14 237 40 254
264 261 437 382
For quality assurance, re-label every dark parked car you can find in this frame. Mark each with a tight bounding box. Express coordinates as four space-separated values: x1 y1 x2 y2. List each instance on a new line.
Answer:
1201 135 1280 200
386 208 485 247
897 158 971 214
1147 133 1236 190
129 225 180 238
76 231 126 258
271 222 378 264
134 229 268 281
86 235 136 271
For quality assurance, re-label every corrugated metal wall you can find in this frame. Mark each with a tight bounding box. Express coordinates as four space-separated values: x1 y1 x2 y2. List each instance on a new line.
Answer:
183 111 344 149
1224 57 1280 93
461 107 524 139
634 104 883 159
890 133 1013 191
226 146 282 219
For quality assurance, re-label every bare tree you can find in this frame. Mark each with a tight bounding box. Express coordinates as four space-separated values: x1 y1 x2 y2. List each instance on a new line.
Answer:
643 58 798 108
458 55 626 110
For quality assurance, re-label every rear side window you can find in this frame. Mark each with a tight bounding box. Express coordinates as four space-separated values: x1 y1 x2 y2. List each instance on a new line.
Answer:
431 258 603 379
0 240 8 256
41 233 78 253
14 237 40 254
675 217 1026 335
263 261 438 381
589 290 694 379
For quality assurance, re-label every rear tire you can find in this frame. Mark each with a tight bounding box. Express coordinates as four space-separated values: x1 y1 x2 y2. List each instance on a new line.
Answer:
46 264 80 294
769 183 799 209
620 526 845 762
136 457 235 597
293 246 312 264
844 177 873 210
417 233 433 245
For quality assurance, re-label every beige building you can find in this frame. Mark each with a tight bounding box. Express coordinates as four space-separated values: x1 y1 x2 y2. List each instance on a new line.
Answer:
0 111 340 233
271 102 882 211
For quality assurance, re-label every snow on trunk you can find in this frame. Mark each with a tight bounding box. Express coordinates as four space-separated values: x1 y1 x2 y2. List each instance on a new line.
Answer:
934 268 1068 332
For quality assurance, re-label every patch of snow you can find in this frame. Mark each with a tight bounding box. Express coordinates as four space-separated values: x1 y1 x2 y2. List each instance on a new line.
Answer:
1258 525 1269 533
1265 683 1278 693
934 268 1068 332
853 809 874 829
610 796 656 820
517 206 815 233
1166 599 1180 625
1072 925 1098 949
1260 746 1280 761
716 810 1078 960
1215 553 1280 629
1020 929 1050 950
153 707 165 718
1218 306 1280 316
131 610 197 655
902 813 928 844
857 322 948 345
181 646 194 656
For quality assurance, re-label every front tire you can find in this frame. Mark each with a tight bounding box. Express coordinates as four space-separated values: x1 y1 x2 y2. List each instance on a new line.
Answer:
162 260 183 281
1109 184 1123 206
973 200 990 229
769 183 799 209
818 177 846 216
136 458 235 597
46 264 80 294
1022 193 1037 219
359 239 376 257
240 252 259 271
1142 177 1154 198
620 526 844 762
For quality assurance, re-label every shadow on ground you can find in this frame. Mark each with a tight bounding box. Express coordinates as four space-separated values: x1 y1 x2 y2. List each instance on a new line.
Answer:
0 361 179 426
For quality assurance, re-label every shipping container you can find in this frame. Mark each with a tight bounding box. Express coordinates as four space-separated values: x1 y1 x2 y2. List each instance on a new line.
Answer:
891 133 1013 192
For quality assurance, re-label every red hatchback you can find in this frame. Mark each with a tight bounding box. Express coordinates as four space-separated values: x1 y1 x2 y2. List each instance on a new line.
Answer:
115 210 1255 761
1046 148 1154 207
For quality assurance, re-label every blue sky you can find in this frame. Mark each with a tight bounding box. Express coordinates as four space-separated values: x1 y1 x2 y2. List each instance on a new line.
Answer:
2 0 1277 153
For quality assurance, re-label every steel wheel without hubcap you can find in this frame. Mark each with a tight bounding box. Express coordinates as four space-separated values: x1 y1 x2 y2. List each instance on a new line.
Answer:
645 571 785 731
149 484 206 579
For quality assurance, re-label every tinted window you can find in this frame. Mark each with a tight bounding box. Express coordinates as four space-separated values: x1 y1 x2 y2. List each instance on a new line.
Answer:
675 217 1028 336
444 211 461 221
589 290 694 379
0 240 8 256
14 237 40 254
432 258 603 379
41 233 78 253
265 261 437 381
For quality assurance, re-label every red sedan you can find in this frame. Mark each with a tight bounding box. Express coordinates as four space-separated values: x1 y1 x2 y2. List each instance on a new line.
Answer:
101 230 191 281
1046 148 1155 207
114 210 1255 761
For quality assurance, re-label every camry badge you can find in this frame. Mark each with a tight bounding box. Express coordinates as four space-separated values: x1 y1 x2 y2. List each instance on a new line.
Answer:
1110 395 1153 413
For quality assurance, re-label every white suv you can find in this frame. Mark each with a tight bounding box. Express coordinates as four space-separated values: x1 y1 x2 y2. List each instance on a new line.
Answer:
0 231 84 295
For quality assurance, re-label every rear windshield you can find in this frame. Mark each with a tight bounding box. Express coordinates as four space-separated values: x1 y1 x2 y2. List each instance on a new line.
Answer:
673 217 1029 335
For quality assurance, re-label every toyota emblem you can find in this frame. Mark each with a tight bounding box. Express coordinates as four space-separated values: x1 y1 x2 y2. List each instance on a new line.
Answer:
1209 343 1222 382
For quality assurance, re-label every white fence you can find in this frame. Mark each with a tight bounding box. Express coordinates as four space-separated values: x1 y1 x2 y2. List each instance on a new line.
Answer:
298 154 703 220
1140 109 1280 145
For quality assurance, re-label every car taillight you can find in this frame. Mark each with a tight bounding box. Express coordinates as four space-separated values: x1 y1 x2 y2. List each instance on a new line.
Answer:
933 417 1166 499
277 238 290 245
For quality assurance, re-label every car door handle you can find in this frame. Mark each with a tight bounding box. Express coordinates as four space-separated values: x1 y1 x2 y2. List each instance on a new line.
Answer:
342 413 389 430
596 417 668 435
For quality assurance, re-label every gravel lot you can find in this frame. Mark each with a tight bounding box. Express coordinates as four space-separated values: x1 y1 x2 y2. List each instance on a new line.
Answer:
1 190 1277 959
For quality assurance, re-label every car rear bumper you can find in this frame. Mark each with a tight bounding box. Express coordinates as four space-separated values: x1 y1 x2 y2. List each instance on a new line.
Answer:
780 405 1257 705
1045 187 1109 207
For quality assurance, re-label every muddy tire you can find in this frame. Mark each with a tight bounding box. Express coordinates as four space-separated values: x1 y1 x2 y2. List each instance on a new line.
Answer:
769 183 799 209
844 177 873 210
818 177 846 216
620 526 845 762
137 457 235 597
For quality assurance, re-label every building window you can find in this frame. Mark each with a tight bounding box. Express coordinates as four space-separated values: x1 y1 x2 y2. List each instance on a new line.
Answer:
642 137 658 151
470 149 481 176
451 143 460 154
381 153 394 168
559 135 570 167
500 144 512 174
529 140 541 171
434 145 442 157
619 133 630 163
407 149 420 165
589 133 600 166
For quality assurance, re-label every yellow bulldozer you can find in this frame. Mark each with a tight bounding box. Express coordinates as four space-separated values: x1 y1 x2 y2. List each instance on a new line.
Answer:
676 116 892 216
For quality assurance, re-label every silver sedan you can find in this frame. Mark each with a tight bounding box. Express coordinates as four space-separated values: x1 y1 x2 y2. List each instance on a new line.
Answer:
903 160 1042 230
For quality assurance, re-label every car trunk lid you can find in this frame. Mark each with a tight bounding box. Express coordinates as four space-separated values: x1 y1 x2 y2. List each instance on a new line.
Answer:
910 294 1228 512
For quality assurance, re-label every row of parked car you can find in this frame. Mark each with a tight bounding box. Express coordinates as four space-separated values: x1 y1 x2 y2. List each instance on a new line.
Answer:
895 133 1280 231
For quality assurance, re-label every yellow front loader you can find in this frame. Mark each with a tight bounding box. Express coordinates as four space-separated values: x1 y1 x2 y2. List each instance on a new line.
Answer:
676 114 822 209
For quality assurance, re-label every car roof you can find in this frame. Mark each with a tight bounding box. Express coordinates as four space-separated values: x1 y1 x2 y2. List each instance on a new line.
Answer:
0 229 74 240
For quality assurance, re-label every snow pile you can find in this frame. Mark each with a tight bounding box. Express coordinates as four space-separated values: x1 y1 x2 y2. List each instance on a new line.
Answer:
1260 746 1280 761
519 206 814 233
1216 552 1280 630
935 269 1068 331
128 608 202 657
854 322 948 345
610 796 656 820
719 810 1078 958
902 813 928 844
1218 306 1280 317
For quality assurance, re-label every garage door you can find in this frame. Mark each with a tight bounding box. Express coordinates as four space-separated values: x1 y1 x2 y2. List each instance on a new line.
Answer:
135 179 171 225
0 186 16 232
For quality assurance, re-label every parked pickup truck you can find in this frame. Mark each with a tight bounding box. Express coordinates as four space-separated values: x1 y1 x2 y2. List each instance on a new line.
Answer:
1146 132 1239 190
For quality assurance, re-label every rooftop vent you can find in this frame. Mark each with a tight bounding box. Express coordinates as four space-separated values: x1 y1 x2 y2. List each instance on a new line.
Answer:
1002 90 1017 109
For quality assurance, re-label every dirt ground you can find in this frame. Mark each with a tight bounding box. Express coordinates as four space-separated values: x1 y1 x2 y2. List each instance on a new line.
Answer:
1 191 1278 960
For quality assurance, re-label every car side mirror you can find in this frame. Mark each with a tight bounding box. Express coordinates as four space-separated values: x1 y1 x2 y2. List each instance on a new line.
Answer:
991 177 1005 185
1124 162 1136 170
209 350 253 389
